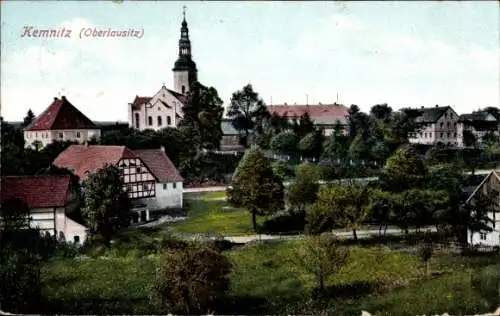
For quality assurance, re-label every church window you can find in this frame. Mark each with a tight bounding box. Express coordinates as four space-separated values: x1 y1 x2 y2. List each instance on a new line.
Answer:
76 132 81 138
182 85 186 94
157 116 162 126
148 116 153 126
135 113 140 128
58 132 63 139
167 116 172 125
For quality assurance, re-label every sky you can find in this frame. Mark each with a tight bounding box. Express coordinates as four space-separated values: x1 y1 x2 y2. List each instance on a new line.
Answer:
1 1 499 122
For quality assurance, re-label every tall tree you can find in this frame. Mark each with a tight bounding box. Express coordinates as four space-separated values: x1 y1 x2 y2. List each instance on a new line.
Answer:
178 82 224 152
322 121 350 164
82 164 132 246
270 130 299 158
286 162 321 213
370 103 393 122
227 84 270 148
296 112 315 138
298 129 324 161
21 109 36 128
227 148 284 231
381 147 427 191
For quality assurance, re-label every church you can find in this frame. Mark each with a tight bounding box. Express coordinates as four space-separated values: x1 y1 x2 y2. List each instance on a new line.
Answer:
127 9 197 131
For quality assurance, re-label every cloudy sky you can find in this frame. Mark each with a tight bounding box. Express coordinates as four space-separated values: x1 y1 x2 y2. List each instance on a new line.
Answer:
1 1 498 122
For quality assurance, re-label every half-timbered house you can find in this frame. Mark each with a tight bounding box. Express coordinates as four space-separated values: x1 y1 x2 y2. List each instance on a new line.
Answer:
53 144 183 222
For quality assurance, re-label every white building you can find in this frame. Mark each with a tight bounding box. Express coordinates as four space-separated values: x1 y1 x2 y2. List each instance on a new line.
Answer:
128 11 197 131
466 170 500 247
23 96 101 150
408 105 460 147
53 144 183 223
0 175 88 244
457 111 498 147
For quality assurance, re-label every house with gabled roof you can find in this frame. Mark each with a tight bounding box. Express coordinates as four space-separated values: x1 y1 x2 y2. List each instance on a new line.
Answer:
465 170 500 247
23 96 101 150
53 144 183 223
0 175 88 244
267 103 349 136
457 111 498 147
408 105 460 147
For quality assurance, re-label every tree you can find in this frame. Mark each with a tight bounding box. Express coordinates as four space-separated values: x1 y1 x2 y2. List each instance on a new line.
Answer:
382 147 427 191
298 130 324 161
296 112 315 138
227 84 270 148
286 163 321 213
82 164 132 247
1 119 25 176
292 235 349 297
178 82 224 152
308 184 370 240
150 239 232 314
21 109 35 128
270 131 299 158
370 103 392 121
464 189 499 244
0 198 30 232
418 233 434 277
322 121 350 164
227 148 284 231
367 189 394 236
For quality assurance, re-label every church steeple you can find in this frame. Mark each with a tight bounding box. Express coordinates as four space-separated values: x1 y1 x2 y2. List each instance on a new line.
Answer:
172 6 198 95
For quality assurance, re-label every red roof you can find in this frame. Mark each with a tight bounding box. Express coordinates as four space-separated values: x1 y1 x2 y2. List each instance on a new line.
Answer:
267 103 349 119
1 175 70 208
133 149 183 182
166 89 188 105
53 145 137 181
24 96 98 131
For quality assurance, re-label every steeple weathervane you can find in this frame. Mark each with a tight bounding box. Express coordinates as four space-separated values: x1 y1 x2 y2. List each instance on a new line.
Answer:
183 5 186 20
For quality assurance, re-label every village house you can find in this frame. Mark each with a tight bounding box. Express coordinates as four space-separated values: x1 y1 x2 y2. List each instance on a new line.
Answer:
267 103 349 136
408 105 460 147
128 11 195 132
465 170 500 247
457 111 498 147
0 175 87 244
53 144 183 223
23 96 101 150
220 119 246 153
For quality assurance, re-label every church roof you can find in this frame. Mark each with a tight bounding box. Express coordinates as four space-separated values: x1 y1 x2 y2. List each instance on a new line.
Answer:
1 175 71 208
130 89 187 111
24 96 98 131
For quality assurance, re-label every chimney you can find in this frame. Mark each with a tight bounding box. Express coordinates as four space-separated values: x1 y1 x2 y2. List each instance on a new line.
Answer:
421 106 424 109
435 104 438 108
54 97 58 101
61 96 67 101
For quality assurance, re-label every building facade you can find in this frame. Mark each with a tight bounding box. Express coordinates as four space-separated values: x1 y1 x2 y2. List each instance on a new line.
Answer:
23 96 101 149
127 11 197 132
408 105 460 146
0 175 88 244
466 170 500 247
267 103 349 136
457 111 498 147
53 145 183 222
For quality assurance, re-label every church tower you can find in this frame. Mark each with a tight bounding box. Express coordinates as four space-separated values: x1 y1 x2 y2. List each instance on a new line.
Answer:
172 6 198 95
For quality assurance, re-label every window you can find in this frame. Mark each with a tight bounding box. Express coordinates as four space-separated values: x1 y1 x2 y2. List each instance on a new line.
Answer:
167 116 172 126
424 132 427 138
74 235 80 244
148 116 153 126
447 122 450 128
158 107 161 111
135 113 140 129
157 116 162 126
173 182 177 189
182 85 186 94
76 132 81 138
136 167 141 173
429 132 432 138
454 132 457 137
440 133 443 138
163 183 167 190
454 122 457 127
58 132 63 139
447 132 450 138
35 132 38 138
480 233 487 240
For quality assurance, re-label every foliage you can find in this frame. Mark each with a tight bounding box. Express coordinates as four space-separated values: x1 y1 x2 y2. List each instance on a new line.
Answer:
228 148 284 231
271 161 296 181
227 84 270 148
178 81 224 152
307 184 371 239
261 210 306 234
82 164 132 246
464 189 499 244
292 235 349 297
150 241 232 314
286 162 320 213
298 130 324 161
270 130 299 157
21 109 36 128
382 147 427 191
0 198 30 231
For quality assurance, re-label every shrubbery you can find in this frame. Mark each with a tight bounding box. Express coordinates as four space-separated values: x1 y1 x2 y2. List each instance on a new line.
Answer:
261 210 306 234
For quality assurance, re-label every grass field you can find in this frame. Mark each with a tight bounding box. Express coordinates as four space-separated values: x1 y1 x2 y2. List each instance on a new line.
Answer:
169 193 266 236
40 239 500 315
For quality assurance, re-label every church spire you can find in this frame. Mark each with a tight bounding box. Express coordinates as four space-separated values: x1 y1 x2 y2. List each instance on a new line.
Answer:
172 6 198 95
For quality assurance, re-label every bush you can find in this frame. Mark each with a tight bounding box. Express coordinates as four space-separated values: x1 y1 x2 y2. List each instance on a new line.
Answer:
150 241 233 314
262 210 306 234
272 162 295 180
